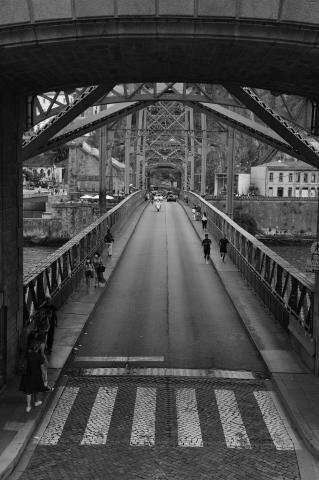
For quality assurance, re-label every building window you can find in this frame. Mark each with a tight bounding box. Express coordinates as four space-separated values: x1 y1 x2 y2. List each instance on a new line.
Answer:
296 173 300 182
295 187 300 197
304 173 308 183
311 173 316 183
268 187 273 197
288 187 292 197
289 173 293 182
269 172 273 182
279 173 283 182
277 187 284 197
311 188 316 197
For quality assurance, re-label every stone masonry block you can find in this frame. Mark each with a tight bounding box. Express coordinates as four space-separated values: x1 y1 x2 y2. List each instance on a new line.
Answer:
32 0 72 21
198 0 236 17
240 0 280 20
281 0 319 23
75 0 114 17
0 0 31 25
117 0 156 16
158 0 194 16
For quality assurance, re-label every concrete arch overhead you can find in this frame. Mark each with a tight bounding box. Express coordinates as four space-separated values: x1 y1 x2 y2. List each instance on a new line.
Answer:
2 1 319 98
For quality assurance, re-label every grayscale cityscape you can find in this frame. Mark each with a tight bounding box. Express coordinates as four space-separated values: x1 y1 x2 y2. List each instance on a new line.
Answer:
1 1 319 479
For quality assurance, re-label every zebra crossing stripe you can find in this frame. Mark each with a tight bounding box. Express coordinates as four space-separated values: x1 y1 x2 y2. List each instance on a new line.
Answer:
81 387 118 445
253 391 294 451
39 387 79 445
215 389 251 449
176 388 203 447
130 387 156 446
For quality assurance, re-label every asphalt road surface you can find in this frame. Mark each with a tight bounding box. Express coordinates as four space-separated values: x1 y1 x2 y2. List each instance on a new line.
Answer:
73 201 267 373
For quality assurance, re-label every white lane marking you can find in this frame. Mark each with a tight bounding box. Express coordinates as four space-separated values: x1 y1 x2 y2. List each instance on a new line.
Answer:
130 387 156 446
215 389 251 449
176 388 203 447
74 356 164 362
39 387 79 445
83 368 254 379
81 387 118 445
254 391 295 450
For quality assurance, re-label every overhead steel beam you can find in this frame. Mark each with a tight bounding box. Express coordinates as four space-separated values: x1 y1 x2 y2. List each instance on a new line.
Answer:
26 101 154 157
22 84 115 160
185 101 298 158
226 86 319 169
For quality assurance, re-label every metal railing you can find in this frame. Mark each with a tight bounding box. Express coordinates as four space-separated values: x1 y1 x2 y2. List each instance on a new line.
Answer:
23 191 144 324
185 191 314 339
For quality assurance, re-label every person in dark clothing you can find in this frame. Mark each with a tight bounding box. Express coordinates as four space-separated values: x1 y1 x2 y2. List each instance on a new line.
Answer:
20 339 48 412
202 233 212 264
219 235 229 262
42 295 57 354
104 228 114 256
201 211 208 231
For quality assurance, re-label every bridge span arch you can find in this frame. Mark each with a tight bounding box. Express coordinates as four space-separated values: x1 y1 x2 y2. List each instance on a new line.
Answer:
1 0 319 98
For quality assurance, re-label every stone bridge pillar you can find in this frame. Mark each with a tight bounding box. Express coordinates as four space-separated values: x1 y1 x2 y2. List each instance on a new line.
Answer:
0 90 24 382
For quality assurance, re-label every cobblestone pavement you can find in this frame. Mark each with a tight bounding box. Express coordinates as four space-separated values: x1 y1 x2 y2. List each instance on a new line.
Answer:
17 374 300 480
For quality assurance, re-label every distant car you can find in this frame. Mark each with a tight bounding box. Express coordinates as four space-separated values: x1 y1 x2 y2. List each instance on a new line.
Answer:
167 193 177 202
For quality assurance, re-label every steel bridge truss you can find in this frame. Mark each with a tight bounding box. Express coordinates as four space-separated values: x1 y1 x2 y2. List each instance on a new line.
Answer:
23 83 319 173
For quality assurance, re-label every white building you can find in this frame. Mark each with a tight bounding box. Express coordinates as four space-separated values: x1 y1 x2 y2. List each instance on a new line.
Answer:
213 173 250 196
250 159 319 198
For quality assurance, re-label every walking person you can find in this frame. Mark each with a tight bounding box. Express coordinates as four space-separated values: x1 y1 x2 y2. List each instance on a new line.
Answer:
104 227 114 257
202 233 212 265
42 295 57 355
19 339 48 412
192 206 196 220
201 211 208 231
219 234 229 263
84 258 94 290
93 252 105 287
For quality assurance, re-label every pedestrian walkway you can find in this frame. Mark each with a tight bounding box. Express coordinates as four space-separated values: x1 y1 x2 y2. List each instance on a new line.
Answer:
37 377 294 451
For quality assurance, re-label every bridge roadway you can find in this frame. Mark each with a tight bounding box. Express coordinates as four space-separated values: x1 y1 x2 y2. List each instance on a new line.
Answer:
74 201 266 372
12 201 313 480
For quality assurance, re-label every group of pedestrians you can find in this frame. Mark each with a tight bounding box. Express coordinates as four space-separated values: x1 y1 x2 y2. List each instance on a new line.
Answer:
84 227 114 290
191 204 229 264
19 295 57 412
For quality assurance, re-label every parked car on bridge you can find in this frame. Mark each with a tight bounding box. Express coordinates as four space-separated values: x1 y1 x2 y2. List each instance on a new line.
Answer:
167 192 177 202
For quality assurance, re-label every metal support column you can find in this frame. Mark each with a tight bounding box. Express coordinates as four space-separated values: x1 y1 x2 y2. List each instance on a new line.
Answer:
106 129 114 194
200 113 207 197
124 114 132 195
189 107 195 191
136 110 143 189
99 123 107 212
142 110 146 190
184 107 189 191
226 127 235 218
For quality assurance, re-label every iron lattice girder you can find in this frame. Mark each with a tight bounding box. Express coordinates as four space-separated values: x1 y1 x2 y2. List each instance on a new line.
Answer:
23 101 153 160
23 84 115 161
226 86 319 168
32 83 239 125
185 101 299 158
31 88 85 127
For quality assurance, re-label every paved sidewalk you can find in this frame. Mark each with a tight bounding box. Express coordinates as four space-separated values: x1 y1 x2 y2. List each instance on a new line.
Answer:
181 201 319 462
0 201 148 480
